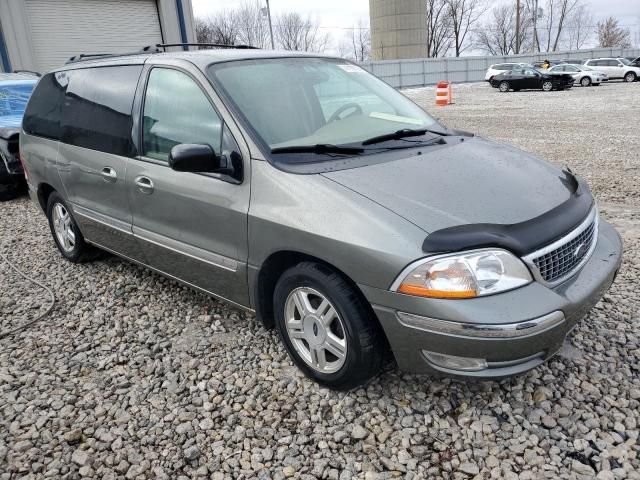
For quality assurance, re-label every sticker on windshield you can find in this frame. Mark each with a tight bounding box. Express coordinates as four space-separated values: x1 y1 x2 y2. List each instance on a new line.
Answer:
369 112 424 125
338 64 366 73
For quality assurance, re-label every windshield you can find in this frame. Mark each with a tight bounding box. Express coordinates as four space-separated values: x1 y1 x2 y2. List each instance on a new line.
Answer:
207 58 441 153
618 58 630 65
0 83 35 121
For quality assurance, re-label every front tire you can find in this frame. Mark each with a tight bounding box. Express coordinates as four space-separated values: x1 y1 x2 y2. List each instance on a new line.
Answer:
273 262 385 390
498 81 510 92
542 81 554 92
624 72 636 82
46 192 99 263
581 76 591 87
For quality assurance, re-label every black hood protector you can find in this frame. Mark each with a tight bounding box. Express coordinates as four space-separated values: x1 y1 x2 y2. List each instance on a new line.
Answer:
422 170 594 256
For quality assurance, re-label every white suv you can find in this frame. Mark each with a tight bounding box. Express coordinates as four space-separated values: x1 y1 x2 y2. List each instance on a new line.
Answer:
584 58 640 82
485 63 532 82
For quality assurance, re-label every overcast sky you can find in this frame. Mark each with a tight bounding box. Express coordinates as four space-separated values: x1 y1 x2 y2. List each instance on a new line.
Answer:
191 0 640 50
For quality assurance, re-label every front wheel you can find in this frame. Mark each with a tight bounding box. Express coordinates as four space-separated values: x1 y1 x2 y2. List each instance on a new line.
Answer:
273 262 385 390
581 76 591 87
498 81 510 92
542 81 554 92
624 72 636 82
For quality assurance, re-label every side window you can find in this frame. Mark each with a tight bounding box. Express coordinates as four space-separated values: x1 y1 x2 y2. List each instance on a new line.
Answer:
607 60 618 66
61 65 142 157
142 68 222 162
23 72 68 140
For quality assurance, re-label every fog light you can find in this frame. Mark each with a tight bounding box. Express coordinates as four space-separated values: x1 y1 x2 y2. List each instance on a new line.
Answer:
422 350 488 372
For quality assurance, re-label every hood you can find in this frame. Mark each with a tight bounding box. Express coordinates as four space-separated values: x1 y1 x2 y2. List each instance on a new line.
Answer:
0 126 20 140
322 137 574 233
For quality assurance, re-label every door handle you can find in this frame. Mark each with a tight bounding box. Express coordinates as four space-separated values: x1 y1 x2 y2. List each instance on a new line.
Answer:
100 167 117 182
134 176 154 194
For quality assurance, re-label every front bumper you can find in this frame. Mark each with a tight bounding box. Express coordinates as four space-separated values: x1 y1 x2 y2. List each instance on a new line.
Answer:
360 220 623 378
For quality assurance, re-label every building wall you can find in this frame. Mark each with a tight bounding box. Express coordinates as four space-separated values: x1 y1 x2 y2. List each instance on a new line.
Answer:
0 0 196 73
369 0 427 60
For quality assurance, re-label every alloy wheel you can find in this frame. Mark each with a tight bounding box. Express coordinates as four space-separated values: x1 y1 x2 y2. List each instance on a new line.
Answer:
499 81 509 92
581 77 591 87
52 203 76 253
624 72 635 82
284 287 347 374
542 81 553 91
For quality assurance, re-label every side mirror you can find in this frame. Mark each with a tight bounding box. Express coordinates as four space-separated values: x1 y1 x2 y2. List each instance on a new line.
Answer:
168 144 222 173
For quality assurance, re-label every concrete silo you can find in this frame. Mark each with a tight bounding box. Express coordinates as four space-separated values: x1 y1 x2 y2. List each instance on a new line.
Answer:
369 0 427 60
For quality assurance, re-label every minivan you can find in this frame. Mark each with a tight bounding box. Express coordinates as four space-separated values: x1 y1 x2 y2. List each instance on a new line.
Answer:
21 48 623 389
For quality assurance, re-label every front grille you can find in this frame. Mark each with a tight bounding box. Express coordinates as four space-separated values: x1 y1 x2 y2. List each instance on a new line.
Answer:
530 214 597 284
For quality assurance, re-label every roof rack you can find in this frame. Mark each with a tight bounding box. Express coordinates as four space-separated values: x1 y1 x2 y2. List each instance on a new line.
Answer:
66 42 259 64
145 43 259 51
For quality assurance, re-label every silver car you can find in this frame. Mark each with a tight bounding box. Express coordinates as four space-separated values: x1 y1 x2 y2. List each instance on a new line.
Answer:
20 49 623 389
549 64 608 86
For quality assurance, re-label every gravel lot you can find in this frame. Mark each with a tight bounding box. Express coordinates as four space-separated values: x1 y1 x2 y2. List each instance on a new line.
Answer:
1 81 639 479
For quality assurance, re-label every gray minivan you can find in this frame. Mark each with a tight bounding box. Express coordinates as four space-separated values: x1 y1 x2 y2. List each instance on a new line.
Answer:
20 48 622 389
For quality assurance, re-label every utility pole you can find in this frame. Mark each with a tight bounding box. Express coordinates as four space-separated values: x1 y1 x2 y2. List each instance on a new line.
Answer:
515 0 521 54
533 0 539 52
265 0 275 49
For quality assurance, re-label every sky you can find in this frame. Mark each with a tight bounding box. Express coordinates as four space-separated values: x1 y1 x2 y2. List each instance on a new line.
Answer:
191 0 640 51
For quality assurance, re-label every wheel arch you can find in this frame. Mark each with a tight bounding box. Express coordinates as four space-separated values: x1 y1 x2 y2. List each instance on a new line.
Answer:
253 250 382 333
37 182 56 212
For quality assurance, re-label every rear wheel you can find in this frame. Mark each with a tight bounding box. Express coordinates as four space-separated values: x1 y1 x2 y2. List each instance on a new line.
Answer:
498 81 510 92
273 262 385 390
542 81 554 92
46 192 100 263
624 71 636 82
580 76 591 87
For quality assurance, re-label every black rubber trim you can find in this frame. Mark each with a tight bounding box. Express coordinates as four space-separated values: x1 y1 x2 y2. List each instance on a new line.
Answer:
422 172 594 256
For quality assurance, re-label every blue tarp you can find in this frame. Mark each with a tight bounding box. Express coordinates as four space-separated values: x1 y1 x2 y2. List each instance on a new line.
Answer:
0 81 36 128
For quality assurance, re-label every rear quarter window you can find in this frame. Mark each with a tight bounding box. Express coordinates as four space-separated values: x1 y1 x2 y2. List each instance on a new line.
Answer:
61 65 142 157
23 72 68 140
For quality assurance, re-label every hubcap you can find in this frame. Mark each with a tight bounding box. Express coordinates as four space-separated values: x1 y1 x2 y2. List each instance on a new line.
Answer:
284 287 347 374
52 203 76 253
543 82 552 91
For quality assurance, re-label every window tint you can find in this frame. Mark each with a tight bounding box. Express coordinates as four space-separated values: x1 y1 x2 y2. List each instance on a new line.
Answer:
142 68 222 162
23 72 68 140
607 60 619 66
61 66 141 157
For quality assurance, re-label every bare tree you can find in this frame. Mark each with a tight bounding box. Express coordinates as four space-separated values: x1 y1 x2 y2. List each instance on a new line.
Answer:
445 0 487 56
475 3 533 55
539 0 583 52
337 22 370 62
426 0 453 57
235 0 271 49
275 12 330 53
566 4 593 49
196 11 239 46
597 17 632 48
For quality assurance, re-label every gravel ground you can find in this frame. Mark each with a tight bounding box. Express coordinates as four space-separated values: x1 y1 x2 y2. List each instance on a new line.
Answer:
1 81 639 479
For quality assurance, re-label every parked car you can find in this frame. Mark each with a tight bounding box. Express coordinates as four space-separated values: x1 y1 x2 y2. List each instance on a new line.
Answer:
558 58 584 65
0 73 37 200
548 64 608 86
490 67 574 92
583 58 640 82
21 48 622 389
484 63 532 82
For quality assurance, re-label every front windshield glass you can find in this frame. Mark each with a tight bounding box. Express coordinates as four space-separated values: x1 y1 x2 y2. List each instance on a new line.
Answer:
619 58 631 65
0 83 35 120
208 58 440 151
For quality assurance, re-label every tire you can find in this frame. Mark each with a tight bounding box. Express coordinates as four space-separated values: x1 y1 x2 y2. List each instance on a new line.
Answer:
624 71 636 83
498 81 510 92
580 76 591 87
542 81 554 92
46 191 100 263
273 262 385 390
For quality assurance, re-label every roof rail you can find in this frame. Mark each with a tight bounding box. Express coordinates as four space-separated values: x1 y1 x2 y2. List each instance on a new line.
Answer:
65 42 258 65
147 43 259 51
12 69 41 77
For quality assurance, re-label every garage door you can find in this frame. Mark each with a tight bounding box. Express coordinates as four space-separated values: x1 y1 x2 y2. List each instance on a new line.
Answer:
26 0 163 73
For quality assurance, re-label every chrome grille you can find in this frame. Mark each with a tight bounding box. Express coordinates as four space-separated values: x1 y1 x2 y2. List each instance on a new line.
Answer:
524 209 598 285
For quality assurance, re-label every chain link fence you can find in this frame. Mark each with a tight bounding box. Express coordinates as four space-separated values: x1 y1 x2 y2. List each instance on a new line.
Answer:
360 47 640 88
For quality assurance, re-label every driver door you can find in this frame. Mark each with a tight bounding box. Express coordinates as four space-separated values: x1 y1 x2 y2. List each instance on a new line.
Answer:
126 65 251 307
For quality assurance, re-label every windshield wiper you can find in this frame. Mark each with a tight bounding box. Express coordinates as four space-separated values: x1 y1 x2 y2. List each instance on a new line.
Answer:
271 144 364 155
361 128 449 146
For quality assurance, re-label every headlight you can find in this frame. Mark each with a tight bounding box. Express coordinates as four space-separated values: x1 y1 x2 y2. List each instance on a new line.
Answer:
392 249 532 299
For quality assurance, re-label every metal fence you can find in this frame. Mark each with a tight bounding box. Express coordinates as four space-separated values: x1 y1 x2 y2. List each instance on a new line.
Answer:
360 47 640 89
